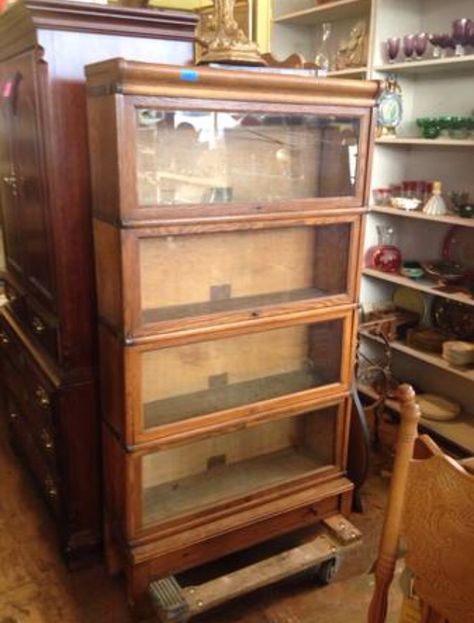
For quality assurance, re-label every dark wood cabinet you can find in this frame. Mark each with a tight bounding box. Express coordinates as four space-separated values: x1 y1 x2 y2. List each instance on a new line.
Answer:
86 59 378 609
0 0 196 565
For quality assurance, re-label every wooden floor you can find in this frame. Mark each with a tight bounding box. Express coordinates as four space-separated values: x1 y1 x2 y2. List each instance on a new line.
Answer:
0 416 402 623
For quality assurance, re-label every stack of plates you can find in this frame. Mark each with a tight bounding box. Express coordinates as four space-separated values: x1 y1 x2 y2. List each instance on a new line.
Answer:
417 394 461 421
442 341 474 366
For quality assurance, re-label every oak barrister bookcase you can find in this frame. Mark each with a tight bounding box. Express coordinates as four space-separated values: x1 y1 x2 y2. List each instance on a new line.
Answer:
86 59 379 611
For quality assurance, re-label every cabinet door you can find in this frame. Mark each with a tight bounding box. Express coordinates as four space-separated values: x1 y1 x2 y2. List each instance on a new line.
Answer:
0 67 25 279
103 397 348 539
0 53 54 305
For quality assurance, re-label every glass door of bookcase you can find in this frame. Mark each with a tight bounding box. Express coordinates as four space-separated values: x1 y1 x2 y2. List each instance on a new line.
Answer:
134 104 366 214
136 401 344 531
130 218 358 334
125 311 353 442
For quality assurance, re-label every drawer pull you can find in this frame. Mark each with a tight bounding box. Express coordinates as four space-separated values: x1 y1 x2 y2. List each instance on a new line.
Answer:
40 428 55 453
9 411 18 421
0 330 10 345
3 174 18 196
31 316 46 334
45 477 58 499
35 386 51 409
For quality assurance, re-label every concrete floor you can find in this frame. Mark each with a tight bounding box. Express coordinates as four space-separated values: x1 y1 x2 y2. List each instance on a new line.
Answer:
0 418 402 623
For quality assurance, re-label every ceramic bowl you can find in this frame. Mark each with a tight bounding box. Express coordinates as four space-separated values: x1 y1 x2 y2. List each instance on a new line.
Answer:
390 196 421 211
401 261 424 279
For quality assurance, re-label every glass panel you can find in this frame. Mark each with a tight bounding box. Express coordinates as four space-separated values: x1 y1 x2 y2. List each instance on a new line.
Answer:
141 406 338 526
136 109 360 206
139 224 350 324
141 319 343 430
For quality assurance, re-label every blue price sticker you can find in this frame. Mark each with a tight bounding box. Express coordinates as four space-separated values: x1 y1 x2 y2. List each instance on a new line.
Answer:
179 69 199 83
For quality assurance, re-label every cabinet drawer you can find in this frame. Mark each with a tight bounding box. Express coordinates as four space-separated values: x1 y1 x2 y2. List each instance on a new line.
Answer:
6 393 61 517
100 308 354 444
95 216 361 337
4 279 28 325
104 397 348 539
0 311 55 432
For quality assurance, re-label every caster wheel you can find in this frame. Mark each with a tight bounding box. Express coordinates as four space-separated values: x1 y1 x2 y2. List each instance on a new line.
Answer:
315 556 340 585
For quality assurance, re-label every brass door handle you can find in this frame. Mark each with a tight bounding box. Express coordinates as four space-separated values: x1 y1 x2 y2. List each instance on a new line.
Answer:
2 175 18 196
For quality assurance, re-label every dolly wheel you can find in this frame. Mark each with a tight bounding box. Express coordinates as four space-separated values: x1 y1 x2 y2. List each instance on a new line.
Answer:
315 556 340 585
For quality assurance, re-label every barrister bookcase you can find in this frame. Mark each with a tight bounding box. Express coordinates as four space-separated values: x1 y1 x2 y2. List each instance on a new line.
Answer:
86 59 379 611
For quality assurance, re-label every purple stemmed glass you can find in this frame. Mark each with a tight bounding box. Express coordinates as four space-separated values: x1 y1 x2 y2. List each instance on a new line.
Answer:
403 34 416 61
385 37 401 63
428 33 443 57
452 18 470 55
439 33 455 57
414 32 428 59
467 20 474 49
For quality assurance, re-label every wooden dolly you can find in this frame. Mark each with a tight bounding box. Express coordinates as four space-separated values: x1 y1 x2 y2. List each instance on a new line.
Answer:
148 514 361 622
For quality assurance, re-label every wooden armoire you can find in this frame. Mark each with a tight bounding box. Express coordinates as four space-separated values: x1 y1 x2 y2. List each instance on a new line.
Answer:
0 0 196 565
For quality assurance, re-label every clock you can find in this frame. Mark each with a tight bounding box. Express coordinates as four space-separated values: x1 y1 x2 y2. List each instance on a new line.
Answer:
377 74 403 137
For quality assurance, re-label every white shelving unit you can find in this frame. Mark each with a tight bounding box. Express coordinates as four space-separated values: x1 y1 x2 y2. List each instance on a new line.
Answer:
270 0 474 454
358 383 474 455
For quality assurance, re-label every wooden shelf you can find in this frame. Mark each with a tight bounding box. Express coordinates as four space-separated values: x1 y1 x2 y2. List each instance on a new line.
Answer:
357 383 474 455
359 329 474 382
374 55 474 76
144 368 321 428
274 0 370 25
369 205 474 228
362 268 474 307
375 137 474 148
144 448 324 524
327 66 367 78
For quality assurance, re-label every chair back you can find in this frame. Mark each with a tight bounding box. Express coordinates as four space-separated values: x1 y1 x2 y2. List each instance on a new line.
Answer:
403 437 474 623
368 385 474 623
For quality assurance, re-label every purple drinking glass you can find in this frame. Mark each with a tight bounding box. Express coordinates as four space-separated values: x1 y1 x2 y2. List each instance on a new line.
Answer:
467 19 474 49
439 33 455 58
403 34 415 61
428 33 443 57
452 18 470 55
385 36 401 63
414 32 428 59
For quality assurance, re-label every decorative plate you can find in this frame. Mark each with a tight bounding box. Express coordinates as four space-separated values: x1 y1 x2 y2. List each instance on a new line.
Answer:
392 286 426 318
442 226 474 272
417 393 461 421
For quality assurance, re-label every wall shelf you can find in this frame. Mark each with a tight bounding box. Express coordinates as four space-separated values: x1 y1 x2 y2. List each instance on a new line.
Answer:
375 137 474 148
327 66 367 77
274 0 370 26
359 329 474 382
357 383 474 455
362 268 474 307
374 55 474 75
369 205 474 228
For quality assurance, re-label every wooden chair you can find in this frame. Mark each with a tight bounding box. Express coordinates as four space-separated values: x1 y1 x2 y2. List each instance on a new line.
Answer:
368 384 474 623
